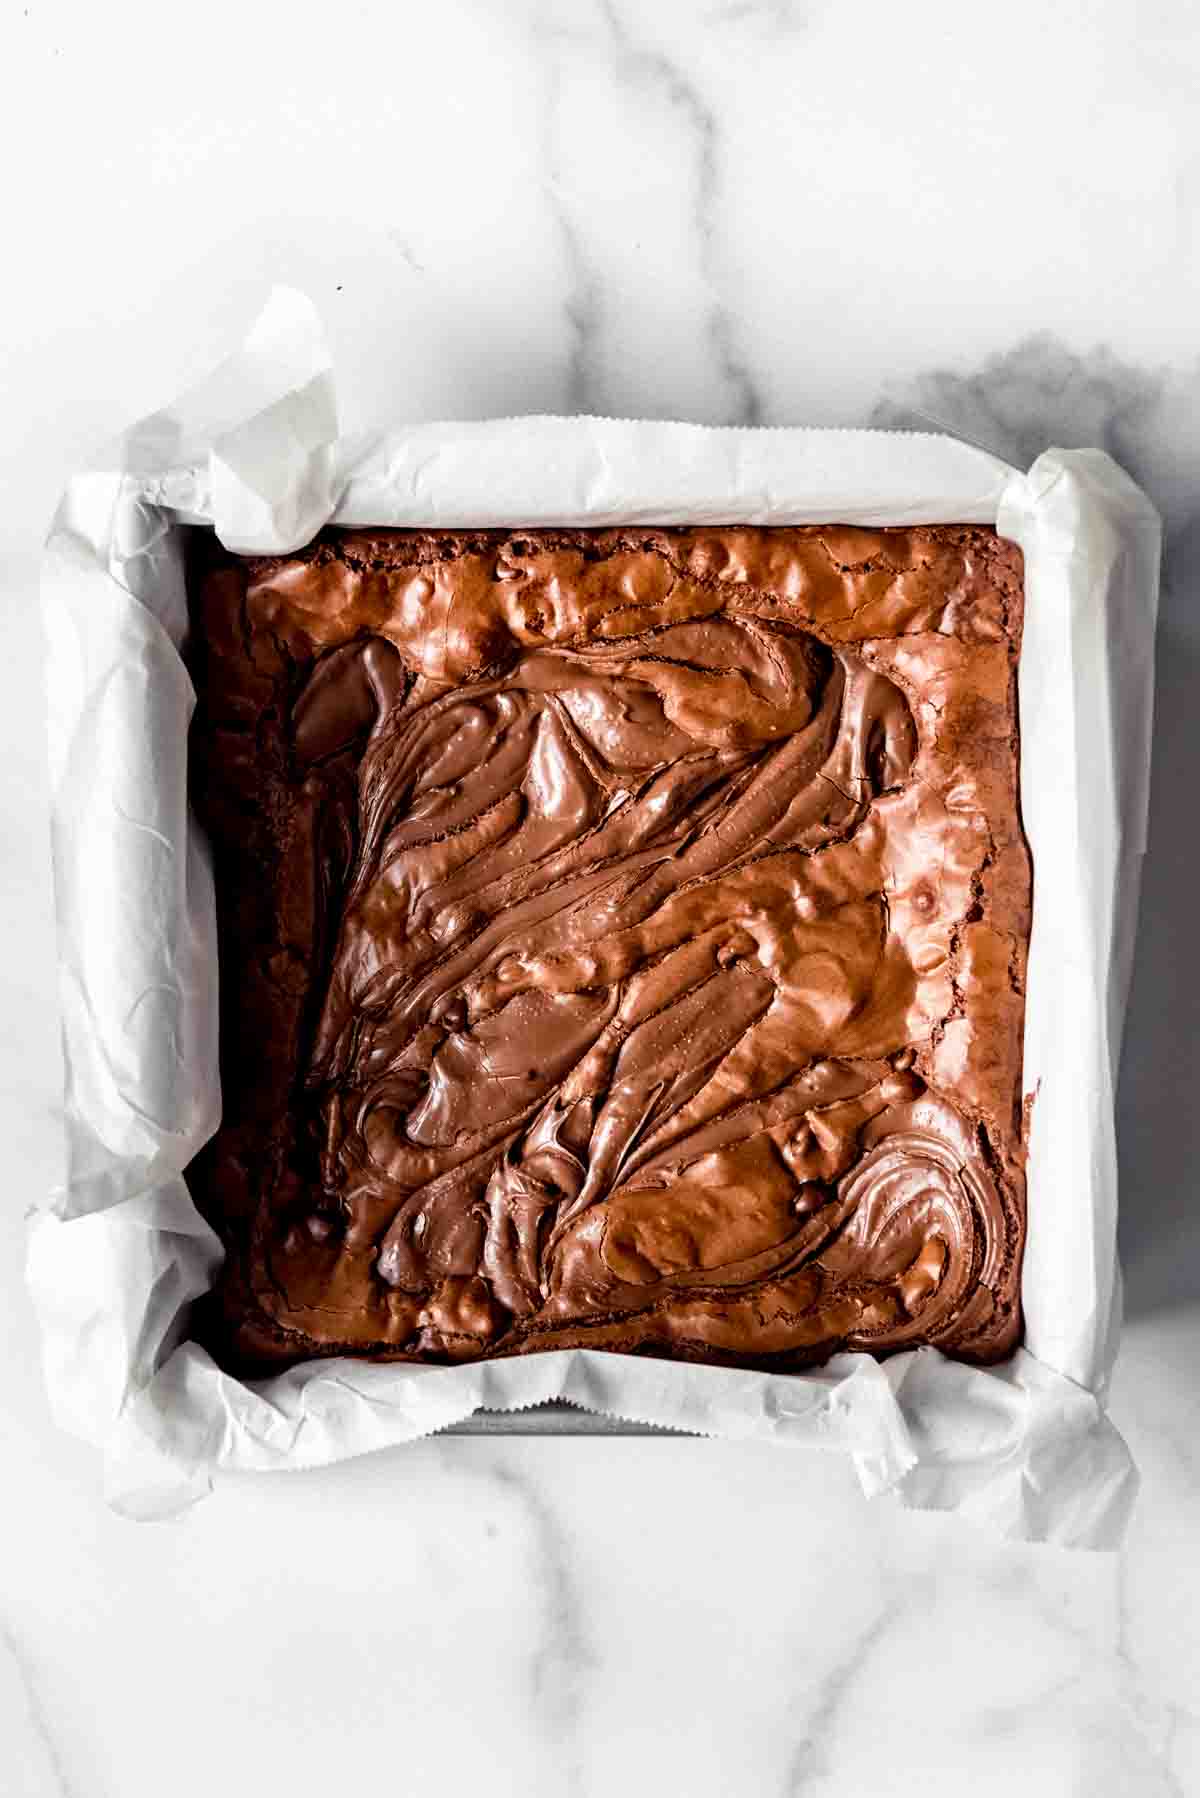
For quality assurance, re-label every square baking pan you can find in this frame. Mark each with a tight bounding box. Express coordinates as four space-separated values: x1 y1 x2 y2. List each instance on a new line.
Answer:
31 291 1158 1538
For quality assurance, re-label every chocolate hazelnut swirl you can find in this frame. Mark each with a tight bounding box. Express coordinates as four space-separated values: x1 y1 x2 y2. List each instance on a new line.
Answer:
185 524 1030 1373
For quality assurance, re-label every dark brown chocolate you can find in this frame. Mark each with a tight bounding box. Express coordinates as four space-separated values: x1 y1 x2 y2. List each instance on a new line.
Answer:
185 524 1030 1372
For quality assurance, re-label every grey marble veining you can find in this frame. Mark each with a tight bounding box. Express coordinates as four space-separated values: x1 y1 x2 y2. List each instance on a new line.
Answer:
781 1592 902 1793
0 1625 75 1798
478 1455 597 1791
588 0 764 423
528 0 767 422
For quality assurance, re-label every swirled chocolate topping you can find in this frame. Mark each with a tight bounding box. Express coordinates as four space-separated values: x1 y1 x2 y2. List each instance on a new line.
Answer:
185 524 1029 1372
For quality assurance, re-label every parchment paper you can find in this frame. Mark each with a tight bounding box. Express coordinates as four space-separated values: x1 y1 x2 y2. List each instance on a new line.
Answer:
30 289 1160 1546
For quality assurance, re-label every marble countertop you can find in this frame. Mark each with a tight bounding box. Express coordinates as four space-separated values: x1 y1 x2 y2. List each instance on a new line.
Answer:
2 2 1198 1792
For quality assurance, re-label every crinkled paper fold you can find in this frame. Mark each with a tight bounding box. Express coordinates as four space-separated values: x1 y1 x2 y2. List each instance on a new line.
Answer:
31 289 1160 1547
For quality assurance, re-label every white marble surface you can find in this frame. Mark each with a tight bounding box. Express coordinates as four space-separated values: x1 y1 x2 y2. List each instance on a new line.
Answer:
2 1 1199 1792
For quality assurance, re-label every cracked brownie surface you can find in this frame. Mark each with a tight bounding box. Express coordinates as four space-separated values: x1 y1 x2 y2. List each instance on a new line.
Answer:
185 523 1030 1371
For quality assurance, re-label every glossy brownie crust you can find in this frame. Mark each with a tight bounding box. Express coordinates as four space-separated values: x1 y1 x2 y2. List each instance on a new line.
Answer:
185 523 1030 1372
